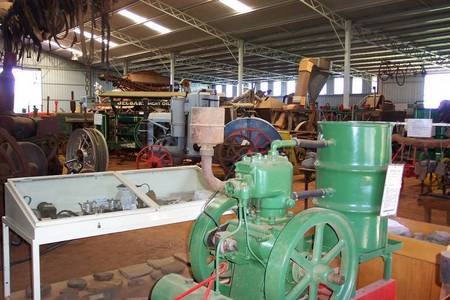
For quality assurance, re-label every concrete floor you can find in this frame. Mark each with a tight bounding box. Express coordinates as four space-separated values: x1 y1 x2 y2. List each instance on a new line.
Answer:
1 156 447 296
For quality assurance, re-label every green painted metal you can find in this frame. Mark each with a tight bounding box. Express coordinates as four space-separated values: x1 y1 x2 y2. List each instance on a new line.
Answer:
228 153 294 221
265 208 357 300
315 121 393 252
153 121 402 300
187 149 359 300
151 273 232 300
189 196 237 282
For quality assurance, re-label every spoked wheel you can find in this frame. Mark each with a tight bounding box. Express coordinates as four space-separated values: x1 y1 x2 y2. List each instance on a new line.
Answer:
88 128 109 170
0 128 30 181
66 128 109 173
265 208 357 300
17 142 47 176
134 117 147 149
136 144 173 169
189 197 237 282
216 127 272 173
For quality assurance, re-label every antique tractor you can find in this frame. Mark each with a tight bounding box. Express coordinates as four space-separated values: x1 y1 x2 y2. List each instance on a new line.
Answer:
151 121 401 299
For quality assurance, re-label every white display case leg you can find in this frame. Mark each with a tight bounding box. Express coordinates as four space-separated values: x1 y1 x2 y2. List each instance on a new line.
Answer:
31 241 41 300
3 222 11 298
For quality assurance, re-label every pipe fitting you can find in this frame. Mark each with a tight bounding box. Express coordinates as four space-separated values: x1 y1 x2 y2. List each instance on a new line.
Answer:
269 139 297 155
269 138 331 155
293 138 332 149
291 188 333 200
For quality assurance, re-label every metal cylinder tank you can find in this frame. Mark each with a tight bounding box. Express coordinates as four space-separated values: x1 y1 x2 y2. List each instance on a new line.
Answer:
314 121 393 253
171 97 186 138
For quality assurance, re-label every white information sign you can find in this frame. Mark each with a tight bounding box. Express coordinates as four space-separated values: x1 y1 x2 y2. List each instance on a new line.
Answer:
405 118 433 138
380 164 405 217
94 113 103 126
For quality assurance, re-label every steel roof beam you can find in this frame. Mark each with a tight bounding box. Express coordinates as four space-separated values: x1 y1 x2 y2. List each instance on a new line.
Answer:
140 0 372 78
299 0 450 68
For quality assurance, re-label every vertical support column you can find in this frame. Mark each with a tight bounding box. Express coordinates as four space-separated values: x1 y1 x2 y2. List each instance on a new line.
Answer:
326 78 334 95
343 20 352 109
170 53 176 92
238 40 244 96
32 241 41 300
123 60 129 76
281 81 287 97
3 223 10 298
268 81 274 96
232 85 238 98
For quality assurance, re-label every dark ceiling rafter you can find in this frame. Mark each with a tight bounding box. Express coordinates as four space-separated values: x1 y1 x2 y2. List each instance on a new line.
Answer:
138 0 373 78
45 0 450 84
299 0 450 69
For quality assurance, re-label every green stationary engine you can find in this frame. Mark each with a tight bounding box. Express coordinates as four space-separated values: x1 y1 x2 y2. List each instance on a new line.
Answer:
151 121 401 300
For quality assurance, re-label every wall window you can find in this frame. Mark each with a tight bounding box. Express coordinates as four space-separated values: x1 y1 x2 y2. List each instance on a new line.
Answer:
371 77 378 93
319 83 327 95
334 77 344 94
215 84 223 94
424 73 450 108
260 81 268 92
0 67 42 113
352 77 363 94
287 80 296 94
273 81 281 96
226 84 233 97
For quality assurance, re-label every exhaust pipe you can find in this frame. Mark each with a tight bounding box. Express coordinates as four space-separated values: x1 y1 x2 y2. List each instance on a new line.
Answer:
190 107 226 192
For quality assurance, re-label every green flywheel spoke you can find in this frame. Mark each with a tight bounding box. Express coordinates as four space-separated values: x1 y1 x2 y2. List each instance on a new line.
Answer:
286 275 311 300
308 281 318 299
291 252 313 272
321 240 345 264
265 208 358 300
312 223 325 262
323 278 340 292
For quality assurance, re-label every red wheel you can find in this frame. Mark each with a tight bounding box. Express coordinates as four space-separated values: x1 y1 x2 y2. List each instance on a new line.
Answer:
216 127 272 173
136 145 173 169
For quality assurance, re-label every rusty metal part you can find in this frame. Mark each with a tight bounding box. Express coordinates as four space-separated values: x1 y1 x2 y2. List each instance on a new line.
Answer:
65 128 109 173
99 71 173 92
392 134 450 148
17 141 48 176
0 114 36 139
294 58 330 108
136 144 173 169
216 127 273 173
28 135 62 175
0 128 30 182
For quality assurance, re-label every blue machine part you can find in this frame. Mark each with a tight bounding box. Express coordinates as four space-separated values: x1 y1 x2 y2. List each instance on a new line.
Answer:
224 117 281 142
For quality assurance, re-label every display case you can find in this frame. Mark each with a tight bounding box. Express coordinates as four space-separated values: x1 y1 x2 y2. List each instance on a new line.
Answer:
2 166 220 299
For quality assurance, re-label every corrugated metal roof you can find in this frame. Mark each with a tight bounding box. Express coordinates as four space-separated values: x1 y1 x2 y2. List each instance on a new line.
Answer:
41 0 450 83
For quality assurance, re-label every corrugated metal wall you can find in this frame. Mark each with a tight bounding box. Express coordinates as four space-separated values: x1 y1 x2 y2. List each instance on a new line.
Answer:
0 39 113 113
18 51 113 112
316 76 373 107
379 75 424 105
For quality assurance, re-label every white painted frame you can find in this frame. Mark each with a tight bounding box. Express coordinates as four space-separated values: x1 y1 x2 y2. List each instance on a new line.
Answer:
2 166 221 299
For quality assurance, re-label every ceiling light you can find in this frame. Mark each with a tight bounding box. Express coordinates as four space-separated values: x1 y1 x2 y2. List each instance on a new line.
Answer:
118 9 146 23
219 0 252 14
73 28 118 48
143 20 171 34
118 9 172 34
